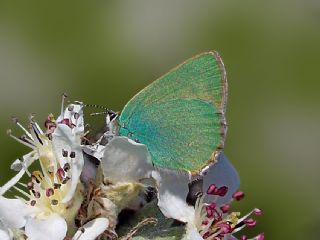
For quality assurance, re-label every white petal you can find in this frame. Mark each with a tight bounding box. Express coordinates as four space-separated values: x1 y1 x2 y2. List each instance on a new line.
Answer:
52 124 84 203
152 169 195 223
182 226 204 240
72 218 109 240
57 103 85 137
102 136 154 182
25 214 67 240
203 152 240 206
0 229 10 240
0 197 34 229
70 103 85 135
83 144 105 161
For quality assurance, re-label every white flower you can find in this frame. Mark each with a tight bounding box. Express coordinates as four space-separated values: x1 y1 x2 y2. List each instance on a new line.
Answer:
150 152 239 224
79 136 154 232
101 136 154 183
0 101 89 239
1 102 85 201
173 154 264 240
72 218 109 240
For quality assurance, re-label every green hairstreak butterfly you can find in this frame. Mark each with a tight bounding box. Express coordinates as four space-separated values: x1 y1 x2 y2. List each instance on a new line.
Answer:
111 51 227 175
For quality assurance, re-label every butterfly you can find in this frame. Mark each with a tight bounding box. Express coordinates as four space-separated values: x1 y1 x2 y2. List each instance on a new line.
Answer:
108 51 227 175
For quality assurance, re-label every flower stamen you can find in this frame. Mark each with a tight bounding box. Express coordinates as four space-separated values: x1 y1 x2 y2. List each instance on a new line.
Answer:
192 184 262 240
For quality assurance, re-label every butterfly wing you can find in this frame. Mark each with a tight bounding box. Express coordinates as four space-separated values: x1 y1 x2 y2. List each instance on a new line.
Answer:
118 51 227 173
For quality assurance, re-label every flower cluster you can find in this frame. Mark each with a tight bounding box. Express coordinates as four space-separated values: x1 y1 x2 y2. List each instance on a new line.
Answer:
0 98 263 240
187 186 263 240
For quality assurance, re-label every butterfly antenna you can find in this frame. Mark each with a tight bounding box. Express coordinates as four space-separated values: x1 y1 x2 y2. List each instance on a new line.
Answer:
84 104 108 110
84 103 106 116
90 111 108 116
84 104 117 116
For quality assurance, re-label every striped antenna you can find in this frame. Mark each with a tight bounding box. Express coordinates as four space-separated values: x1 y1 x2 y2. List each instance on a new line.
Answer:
84 104 108 110
84 104 117 115
85 104 107 116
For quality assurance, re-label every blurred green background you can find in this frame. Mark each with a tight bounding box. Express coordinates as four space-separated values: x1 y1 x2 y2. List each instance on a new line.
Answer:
0 1 319 239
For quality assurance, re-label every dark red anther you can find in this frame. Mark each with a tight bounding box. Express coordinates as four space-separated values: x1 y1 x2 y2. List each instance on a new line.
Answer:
206 184 217 195
220 204 230 213
63 163 71 172
202 232 211 239
202 220 209 225
46 188 54 197
218 223 232 234
31 174 40 184
44 119 54 129
62 176 71 184
62 149 68 157
57 168 65 180
44 113 56 131
60 119 70 126
232 191 245 201
244 218 257 228
206 207 214 218
207 202 216 210
33 191 41 198
46 127 55 137
254 208 263 216
255 233 265 240
30 200 36 206
69 151 76 158
74 112 80 119
27 181 34 190
216 186 228 196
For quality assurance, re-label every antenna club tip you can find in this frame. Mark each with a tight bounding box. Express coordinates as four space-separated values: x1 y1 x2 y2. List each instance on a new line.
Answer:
62 93 68 98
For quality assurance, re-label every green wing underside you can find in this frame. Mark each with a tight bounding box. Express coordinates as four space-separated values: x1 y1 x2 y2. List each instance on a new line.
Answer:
119 99 223 172
118 52 227 172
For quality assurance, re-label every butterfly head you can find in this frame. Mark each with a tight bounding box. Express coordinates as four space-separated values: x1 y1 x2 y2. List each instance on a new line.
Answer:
84 104 119 140
105 109 118 126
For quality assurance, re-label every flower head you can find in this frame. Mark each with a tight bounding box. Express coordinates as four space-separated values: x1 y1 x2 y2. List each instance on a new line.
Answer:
179 154 263 240
0 96 264 240
0 100 99 239
186 186 263 240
